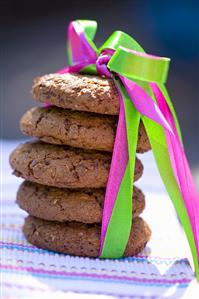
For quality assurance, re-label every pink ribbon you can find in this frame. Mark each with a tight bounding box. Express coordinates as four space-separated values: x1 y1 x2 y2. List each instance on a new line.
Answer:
99 79 129 253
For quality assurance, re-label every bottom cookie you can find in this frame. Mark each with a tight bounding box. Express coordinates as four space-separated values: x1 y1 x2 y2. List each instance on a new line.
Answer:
23 216 151 257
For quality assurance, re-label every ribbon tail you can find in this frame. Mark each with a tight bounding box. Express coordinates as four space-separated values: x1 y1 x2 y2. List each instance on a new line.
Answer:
100 78 140 258
100 88 128 255
151 84 199 279
143 116 199 279
120 77 174 134
120 77 199 278
165 129 199 276
156 83 183 143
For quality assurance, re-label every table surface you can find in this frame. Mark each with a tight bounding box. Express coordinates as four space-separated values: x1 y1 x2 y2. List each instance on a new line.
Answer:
1 140 199 299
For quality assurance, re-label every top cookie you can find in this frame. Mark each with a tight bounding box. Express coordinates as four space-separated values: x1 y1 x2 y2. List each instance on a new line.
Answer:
32 73 120 115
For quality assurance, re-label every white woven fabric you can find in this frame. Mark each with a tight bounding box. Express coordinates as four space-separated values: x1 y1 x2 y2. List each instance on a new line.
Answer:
1 140 199 298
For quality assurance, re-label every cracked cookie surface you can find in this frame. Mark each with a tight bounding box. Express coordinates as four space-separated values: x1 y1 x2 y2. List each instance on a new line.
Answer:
10 141 143 188
20 107 151 153
32 73 120 115
17 181 145 223
23 216 151 257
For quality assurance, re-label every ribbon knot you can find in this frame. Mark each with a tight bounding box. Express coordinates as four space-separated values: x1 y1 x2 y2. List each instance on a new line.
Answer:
96 53 112 78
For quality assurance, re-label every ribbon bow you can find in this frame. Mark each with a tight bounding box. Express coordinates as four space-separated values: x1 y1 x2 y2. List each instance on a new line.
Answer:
58 20 199 278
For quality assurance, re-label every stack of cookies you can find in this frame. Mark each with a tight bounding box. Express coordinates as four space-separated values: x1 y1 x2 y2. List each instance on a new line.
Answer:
10 73 151 257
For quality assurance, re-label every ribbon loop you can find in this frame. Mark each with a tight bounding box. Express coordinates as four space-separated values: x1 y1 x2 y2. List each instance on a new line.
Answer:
100 31 144 53
67 21 98 65
109 47 170 83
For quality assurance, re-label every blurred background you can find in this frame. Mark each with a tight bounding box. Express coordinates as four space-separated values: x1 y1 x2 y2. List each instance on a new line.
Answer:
1 0 199 183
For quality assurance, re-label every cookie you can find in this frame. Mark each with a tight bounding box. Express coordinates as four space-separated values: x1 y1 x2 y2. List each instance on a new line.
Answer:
17 181 145 223
10 141 143 188
32 73 120 115
20 107 151 153
23 216 151 257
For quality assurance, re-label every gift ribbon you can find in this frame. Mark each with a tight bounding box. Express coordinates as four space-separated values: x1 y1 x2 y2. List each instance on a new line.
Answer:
58 20 199 279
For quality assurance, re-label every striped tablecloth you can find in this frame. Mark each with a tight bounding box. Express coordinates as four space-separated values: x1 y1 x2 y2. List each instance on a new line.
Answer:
1 140 199 298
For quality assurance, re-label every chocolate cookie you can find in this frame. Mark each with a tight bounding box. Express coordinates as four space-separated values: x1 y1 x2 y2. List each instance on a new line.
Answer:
17 181 145 223
23 216 151 257
20 107 150 153
32 73 120 115
10 141 143 188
